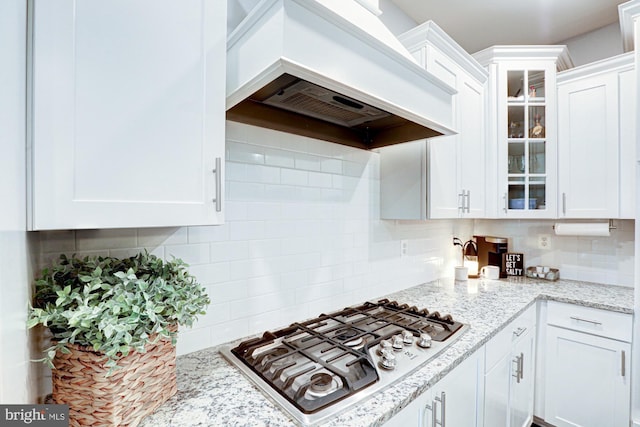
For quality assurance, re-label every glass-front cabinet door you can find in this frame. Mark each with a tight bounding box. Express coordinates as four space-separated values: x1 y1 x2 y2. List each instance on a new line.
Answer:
476 46 571 219
506 69 548 212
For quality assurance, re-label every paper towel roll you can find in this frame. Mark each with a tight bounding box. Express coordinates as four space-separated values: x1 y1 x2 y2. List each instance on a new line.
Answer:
553 222 610 237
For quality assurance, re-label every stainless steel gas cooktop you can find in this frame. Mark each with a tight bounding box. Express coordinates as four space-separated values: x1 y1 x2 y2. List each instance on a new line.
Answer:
220 299 469 426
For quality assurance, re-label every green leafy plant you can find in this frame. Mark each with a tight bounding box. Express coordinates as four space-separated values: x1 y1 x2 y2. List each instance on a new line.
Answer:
27 251 210 373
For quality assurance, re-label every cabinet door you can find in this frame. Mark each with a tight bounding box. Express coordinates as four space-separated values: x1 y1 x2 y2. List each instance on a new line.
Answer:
458 76 486 218
557 73 619 218
379 141 427 220
484 351 511 427
509 326 535 427
384 389 428 426
498 63 558 218
29 0 225 229
544 326 631 427
428 135 460 218
619 68 636 219
429 72 485 219
483 332 533 427
384 351 480 427
428 351 480 427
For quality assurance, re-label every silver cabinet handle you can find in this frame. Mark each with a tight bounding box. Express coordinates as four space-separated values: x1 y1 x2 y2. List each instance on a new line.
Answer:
512 356 520 382
622 350 626 377
503 192 508 213
513 326 527 337
464 190 470 213
519 352 524 381
562 192 566 215
434 391 445 426
569 316 602 326
457 190 470 214
212 157 222 212
425 400 436 427
511 353 524 383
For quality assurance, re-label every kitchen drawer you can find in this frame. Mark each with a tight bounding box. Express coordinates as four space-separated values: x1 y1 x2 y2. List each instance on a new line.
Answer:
485 304 536 372
546 301 632 343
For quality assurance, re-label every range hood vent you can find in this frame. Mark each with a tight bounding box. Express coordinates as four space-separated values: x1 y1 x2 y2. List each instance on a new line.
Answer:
226 0 456 150
263 80 390 127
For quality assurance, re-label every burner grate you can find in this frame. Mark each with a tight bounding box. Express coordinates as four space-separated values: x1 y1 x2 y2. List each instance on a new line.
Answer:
228 299 465 417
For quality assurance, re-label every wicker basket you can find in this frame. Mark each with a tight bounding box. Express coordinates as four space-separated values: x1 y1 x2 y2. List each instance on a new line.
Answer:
51 333 177 427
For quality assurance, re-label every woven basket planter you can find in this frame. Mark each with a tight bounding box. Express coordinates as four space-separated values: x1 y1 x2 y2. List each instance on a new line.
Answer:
51 333 177 427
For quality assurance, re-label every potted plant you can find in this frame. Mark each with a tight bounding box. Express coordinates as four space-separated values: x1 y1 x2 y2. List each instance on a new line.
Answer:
28 251 210 427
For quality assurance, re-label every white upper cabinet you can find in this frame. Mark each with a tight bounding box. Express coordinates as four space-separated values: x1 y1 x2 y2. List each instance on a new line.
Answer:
28 0 226 230
380 21 487 220
618 65 636 219
557 53 635 219
474 46 573 219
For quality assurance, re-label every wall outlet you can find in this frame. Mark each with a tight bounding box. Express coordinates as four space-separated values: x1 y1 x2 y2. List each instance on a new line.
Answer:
400 240 408 257
538 234 551 250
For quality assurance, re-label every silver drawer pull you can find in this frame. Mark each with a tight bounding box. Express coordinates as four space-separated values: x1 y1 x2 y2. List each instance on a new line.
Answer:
621 350 626 377
513 327 527 337
569 316 602 326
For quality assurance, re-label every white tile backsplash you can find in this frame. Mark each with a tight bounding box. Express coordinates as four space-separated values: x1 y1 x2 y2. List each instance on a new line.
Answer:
76 229 137 251
33 123 635 364
473 219 634 286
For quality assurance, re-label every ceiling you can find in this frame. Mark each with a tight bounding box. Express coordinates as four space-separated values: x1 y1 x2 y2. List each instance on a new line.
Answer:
390 0 626 54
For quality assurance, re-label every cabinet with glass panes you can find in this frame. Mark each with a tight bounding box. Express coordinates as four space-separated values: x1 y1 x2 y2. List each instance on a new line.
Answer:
474 46 573 218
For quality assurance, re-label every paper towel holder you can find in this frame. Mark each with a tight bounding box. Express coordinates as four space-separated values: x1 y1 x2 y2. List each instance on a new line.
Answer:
552 219 616 232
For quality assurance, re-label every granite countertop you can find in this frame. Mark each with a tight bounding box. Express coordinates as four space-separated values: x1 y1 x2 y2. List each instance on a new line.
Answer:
140 278 634 427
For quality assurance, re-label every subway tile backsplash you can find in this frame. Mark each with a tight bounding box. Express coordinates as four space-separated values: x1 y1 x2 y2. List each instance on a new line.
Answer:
34 123 634 362
36 122 457 358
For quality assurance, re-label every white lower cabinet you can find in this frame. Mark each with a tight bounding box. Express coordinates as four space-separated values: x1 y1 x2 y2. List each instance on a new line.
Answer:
542 302 632 427
385 350 481 427
385 301 631 427
483 305 536 427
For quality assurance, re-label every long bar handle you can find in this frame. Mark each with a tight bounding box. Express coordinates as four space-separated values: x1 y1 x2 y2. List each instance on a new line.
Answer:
622 350 626 377
425 401 436 427
519 352 524 381
212 157 222 212
434 392 445 426
562 192 567 215
465 190 470 213
512 355 521 383
569 316 602 326
503 192 508 213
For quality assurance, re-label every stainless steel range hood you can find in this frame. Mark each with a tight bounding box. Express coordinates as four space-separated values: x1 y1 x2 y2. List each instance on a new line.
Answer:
226 0 456 150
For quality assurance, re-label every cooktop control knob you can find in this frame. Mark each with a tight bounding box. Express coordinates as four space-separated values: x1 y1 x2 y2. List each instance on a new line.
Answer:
378 339 392 355
379 349 396 370
391 335 404 351
402 330 414 345
417 333 432 349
